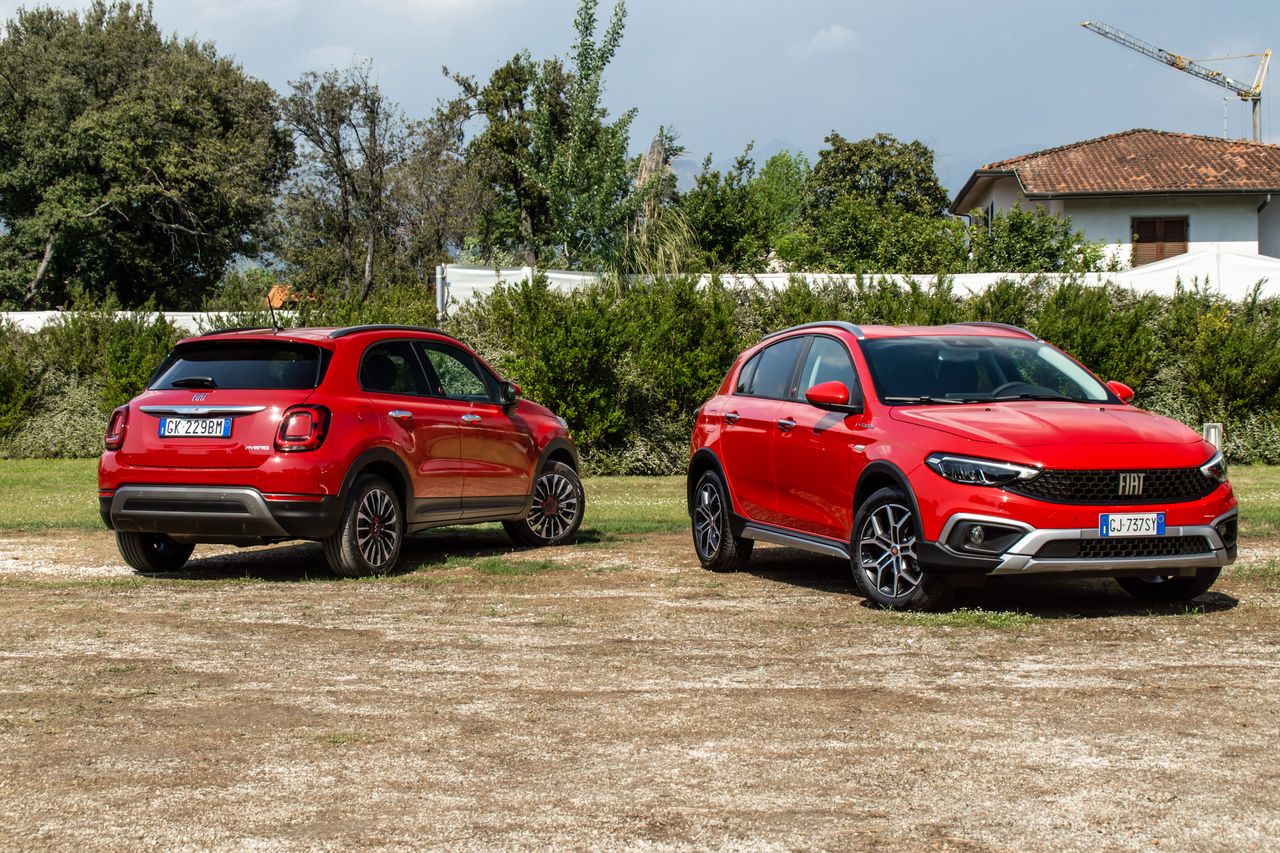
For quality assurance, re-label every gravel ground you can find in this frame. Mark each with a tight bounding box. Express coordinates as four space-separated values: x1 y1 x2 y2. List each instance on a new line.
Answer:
0 529 1277 851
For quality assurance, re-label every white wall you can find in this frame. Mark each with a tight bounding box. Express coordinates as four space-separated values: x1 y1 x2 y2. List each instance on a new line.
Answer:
1064 195 1265 264
1261 196 1280 259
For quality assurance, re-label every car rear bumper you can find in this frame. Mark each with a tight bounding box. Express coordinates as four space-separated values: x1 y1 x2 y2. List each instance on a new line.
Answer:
101 485 341 543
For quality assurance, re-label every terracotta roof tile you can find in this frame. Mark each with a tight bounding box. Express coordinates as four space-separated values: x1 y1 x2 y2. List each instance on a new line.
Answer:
978 129 1280 195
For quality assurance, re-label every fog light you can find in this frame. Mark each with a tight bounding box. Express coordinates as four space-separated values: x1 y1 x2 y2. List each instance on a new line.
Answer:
968 525 986 545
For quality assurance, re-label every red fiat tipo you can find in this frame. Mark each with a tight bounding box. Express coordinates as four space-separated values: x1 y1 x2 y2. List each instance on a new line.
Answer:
99 325 583 576
688 321 1237 610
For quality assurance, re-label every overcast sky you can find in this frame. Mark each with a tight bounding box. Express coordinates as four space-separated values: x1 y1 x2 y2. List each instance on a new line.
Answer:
4 0 1279 194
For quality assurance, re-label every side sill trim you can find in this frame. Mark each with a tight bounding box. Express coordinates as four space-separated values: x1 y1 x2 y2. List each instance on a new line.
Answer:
740 523 850 560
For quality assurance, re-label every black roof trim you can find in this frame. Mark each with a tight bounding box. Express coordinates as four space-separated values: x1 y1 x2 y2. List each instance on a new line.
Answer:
328 324 449 339
947 321 1039 340
760 321 865 342
195 326 275 337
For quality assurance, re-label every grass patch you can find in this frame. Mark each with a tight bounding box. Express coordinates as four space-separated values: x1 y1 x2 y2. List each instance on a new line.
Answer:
1228 465 1280 540
469 556 565 576
1230 559 1280 586
581 475 684 534
0 459 101 530
892 608 1040 630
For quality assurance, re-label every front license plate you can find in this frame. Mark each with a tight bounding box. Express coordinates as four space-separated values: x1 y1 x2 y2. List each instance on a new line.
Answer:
1099 512 1165 537
158 417 231 438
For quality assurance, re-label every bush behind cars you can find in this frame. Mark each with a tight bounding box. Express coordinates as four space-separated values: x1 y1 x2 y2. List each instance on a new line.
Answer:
3 274 1278 470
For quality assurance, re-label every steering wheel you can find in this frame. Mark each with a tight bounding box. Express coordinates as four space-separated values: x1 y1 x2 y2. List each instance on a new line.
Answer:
990 381 1040 397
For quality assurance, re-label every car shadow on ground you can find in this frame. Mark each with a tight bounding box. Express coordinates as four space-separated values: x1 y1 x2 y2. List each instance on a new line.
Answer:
146 526 546 582
740 545 1239 619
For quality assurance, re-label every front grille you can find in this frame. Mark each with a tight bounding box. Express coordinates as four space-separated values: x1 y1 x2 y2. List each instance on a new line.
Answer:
1034 536 1213 560
1006 467 1216 505
122 499 250 514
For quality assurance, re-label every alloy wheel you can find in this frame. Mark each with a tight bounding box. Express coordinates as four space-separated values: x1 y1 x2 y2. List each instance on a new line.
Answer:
526 471 580 541
858 503 921 598
693 482 722 558
355 488 399 568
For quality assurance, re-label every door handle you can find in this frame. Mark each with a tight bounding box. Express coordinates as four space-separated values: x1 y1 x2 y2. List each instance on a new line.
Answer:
777 418 796 432
388 409 412 421
460 413 482 424
723 412 740 424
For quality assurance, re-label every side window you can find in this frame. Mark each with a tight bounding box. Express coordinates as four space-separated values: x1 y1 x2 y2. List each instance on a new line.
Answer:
359 341 430 396
746 336 806 400
795 336 859 400
416 342 496 403
734 352 761 395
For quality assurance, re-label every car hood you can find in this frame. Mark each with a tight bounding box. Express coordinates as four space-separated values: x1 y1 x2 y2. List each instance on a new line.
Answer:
890 402 1202 448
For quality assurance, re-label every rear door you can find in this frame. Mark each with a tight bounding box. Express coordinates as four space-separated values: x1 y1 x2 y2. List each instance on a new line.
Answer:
358 340 463 521
121 339 330 469
717 336 806 525
415 341 536 516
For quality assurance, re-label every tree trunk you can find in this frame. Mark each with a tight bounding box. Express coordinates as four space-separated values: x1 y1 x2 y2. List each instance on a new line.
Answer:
360 222 375 303
520 206 536 266
23 231 58 308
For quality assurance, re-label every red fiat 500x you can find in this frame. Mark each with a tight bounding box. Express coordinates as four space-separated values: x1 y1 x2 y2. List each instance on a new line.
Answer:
687 321 1237 610
99 325 583 576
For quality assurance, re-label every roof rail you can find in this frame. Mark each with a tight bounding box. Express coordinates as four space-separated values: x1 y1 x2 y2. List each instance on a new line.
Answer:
196 326 275 337
760 320 865 342
947 321 1039 340
328 324 449 339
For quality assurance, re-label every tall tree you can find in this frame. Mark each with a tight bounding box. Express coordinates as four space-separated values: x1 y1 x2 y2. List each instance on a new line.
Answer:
805 132 949 217
678 146 771 272
0 2 292 309
281 62 407 299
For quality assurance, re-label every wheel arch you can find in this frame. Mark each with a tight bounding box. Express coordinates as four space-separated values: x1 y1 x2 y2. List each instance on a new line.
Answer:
854 461 923 530
687 449 732 517
537 437 580 474
340 447 414 517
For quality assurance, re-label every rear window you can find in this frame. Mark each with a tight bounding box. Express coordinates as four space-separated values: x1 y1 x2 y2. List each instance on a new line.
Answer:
150 342 331 390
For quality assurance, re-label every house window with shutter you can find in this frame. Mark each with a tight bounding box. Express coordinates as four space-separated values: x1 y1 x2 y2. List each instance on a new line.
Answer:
1131 217 1188 266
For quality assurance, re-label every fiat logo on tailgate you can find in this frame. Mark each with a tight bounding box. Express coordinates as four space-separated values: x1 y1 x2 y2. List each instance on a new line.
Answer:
1118 472 1145 496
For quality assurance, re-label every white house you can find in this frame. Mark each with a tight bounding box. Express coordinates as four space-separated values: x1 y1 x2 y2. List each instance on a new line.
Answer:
950 129 1280 267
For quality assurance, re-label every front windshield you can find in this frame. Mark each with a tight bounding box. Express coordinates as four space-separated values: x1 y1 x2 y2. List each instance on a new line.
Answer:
860 336 1113 404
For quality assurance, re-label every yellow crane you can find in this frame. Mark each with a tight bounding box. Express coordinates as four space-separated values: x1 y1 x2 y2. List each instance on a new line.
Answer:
1082 21 1270 141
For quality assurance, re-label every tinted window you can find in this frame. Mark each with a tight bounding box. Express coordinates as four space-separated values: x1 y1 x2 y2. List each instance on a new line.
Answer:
734 352 761 394
151 342 328 390
359 341 429 395
796 336 858 400
417 342 496 403
744 337 806 400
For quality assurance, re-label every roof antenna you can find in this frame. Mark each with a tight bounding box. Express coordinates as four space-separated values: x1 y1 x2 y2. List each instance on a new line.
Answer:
265 283 283 332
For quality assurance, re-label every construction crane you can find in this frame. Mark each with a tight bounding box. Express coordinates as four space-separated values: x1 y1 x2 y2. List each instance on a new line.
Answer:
1081 20 1270 141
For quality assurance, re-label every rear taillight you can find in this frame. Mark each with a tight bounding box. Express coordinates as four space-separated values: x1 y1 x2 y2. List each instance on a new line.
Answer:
275 405 330 452
104 406 129 450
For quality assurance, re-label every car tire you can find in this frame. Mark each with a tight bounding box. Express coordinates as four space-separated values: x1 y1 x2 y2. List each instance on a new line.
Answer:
115 532 195 574
850 488 950 611
504 461 585 547
1115 568 1221 602
690 469 753 572
323 475 403 577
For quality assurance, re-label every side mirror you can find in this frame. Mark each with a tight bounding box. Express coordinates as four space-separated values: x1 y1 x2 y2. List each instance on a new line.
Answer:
1107 380 1134 404
804 380 863 414
497 381 520 408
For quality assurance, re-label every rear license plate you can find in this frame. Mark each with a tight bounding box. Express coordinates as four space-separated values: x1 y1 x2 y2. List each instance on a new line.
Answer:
158 417 231 438
1099 512 1165 537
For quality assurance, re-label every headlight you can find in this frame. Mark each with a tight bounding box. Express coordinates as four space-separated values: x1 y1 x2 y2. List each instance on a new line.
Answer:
1200 450 1228 483
925 453 1041 487
555 416 569 430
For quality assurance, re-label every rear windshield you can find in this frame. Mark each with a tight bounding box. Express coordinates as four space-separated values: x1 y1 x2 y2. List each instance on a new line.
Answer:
150 342 331 390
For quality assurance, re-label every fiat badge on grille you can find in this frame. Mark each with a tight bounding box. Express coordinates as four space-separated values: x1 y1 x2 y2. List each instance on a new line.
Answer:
1118 472 1145 496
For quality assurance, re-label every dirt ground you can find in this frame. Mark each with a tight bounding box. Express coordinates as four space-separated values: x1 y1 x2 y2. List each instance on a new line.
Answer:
0 528 1277 852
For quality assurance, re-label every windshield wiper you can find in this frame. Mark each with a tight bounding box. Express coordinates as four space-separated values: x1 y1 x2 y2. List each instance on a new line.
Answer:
989 392 1077 402
883 395 970 405
170 376 218 389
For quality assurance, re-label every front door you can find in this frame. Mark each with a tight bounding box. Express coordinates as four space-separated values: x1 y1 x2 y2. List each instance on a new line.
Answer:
415 341 536 518
772 335 873 541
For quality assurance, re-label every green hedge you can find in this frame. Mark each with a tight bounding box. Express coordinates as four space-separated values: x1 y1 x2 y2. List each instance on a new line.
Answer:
3 275 1278 471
